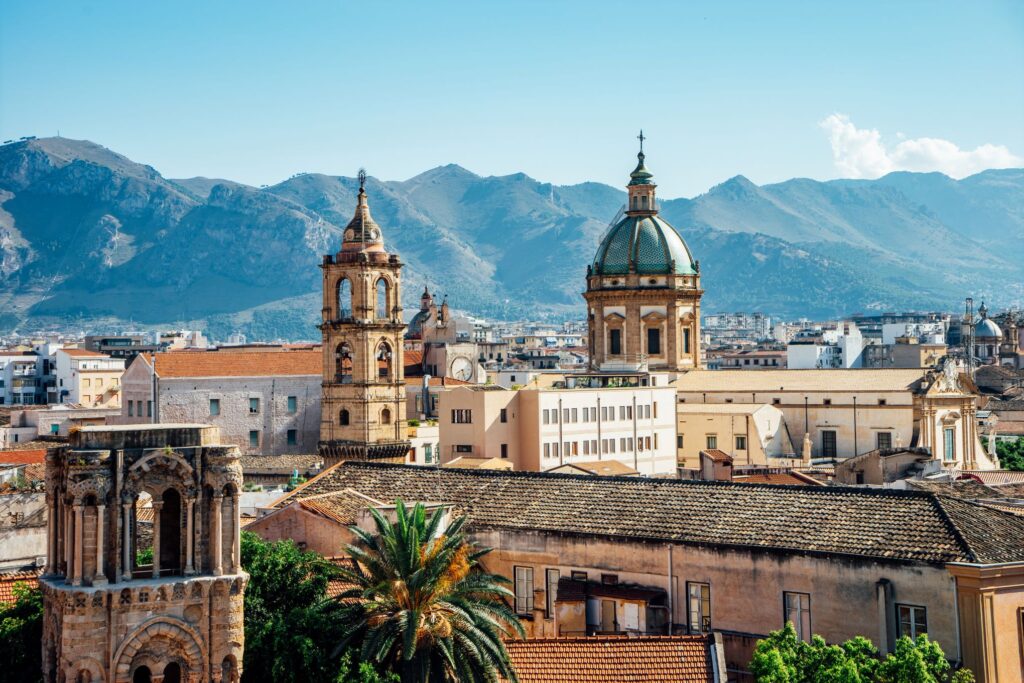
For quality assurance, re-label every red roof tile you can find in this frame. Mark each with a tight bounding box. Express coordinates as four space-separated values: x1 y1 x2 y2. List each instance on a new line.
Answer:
0 449 47 465
0 568 41 605
700 449 733 463
153 349 321 378
60 348 109 358
733 472 823 486
502 635 715 682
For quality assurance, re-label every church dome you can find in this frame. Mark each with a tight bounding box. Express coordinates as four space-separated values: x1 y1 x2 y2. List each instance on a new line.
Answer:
592 214 696 275
975 318 1002 339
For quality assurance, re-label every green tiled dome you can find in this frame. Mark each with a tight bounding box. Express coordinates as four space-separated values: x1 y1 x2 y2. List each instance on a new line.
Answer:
592 214 696 276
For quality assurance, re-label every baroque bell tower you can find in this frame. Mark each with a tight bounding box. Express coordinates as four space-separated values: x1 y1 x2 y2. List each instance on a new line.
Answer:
319 170 409 462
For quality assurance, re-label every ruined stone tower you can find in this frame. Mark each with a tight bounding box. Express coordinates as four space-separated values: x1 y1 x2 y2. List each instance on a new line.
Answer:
41 424 246 683
319 170 409 462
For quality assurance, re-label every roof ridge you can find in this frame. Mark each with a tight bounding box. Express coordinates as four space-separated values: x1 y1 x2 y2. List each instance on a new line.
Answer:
269 460 346 507
928 495 979 563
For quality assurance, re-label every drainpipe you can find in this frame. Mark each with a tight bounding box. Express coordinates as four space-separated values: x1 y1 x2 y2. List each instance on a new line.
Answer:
950 575 962 665
666 544 674 634
633 395 639 471
597 396 602 461
558 397 564 466
853 396 858 457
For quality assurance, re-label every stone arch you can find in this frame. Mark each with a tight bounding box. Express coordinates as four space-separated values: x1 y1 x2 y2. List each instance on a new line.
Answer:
125 452 196 500
339 408 350 426
335 341 353 384
380 407 392 425
336 277 353 320
67 657 105 683
376 339 394 381
112 617 205 683
375 277 390 320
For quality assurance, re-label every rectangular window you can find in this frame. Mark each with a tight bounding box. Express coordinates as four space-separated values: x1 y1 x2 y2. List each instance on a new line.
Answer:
677 435 684 449
543 409 550 425
823 399 832 406
878 399 887 406
583 440 590 455
736 435 747 450
500 408 508 423
514 566 534 615
609 329 622 355
688 582 711 634
451 409 472 424
822 430 837 459
784 592 811 642
544 443 551 459
590 407 597 421
897 604 927 639
501 443 508 459
545 568 560 618
287 429 297 445
287 396 297 413
620 437 627 451
877 432 892 450
683 328 691 354
249 430 259 448
563 408 570 423
146 400 152 417
455 445 473 453
563 441 570 457
128 401 134 417
647 327 661 355
571 570 587 581
706 435 717 450
944 427 956 462
571 408 578 423
425 444 433 464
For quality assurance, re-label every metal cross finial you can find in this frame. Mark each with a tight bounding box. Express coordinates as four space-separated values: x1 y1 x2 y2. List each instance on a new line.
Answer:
358 168 367 191
637 130 646 152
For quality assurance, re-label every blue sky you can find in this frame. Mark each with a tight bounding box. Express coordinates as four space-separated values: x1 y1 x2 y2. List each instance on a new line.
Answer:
2 0 1022 197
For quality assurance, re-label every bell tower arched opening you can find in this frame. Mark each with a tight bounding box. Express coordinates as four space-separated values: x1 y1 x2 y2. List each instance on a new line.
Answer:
158 488 182 576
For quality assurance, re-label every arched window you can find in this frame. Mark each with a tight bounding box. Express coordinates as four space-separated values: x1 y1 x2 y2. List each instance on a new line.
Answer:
335 342 353 384
133 666 152 683
339 409 350 426
376 279 389 320
160 488 182 575
222 656 239 683
641 195 649 209
377 341 393 381
163 663 182 683
381 408 392 425
336 278 352 320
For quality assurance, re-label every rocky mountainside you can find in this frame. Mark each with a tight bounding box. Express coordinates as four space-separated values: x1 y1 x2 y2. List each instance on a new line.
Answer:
1 137 1021 340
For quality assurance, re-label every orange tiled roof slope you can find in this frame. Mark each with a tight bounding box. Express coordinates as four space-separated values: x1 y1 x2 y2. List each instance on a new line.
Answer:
0 568 41 604
153 349 321 378
733 472 823 486
284 462 1024 565
502 635 715 683
60 348 108 358
0 449 47 465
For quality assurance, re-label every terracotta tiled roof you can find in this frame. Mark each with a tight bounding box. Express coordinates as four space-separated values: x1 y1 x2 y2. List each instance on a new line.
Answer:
153 349 321 378
239 454 324 473
502 635 715 683
284 462 1024 565
675 369 926 393
0 568 41 605
962 470 1024 485
404 349 424 375
0 449 47 465
60 348 109 358
907 479 1005 499
550 460 639 476
733 472 822 486
700 449 733 463
298 489 385 525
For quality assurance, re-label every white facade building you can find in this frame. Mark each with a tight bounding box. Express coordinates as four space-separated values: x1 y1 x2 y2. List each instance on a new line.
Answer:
787 322 863 369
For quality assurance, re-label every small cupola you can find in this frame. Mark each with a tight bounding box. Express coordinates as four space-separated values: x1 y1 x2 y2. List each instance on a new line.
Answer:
341 169 385 253
626 130 657 215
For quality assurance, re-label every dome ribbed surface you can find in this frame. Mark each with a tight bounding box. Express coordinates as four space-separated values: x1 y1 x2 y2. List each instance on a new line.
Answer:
592 215 696 276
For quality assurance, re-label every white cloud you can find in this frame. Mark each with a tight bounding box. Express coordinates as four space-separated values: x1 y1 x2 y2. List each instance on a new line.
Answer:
819 113 1023 179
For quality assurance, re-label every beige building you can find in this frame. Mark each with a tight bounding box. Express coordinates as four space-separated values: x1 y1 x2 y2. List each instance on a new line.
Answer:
584 142 703 373
41 424 246 683
258 462 1024 683
54 348 125 408
863 336 947 369
674 365 997 469
117 350 322 456
319 170 408 462
438 374 677 475
676 403 797 469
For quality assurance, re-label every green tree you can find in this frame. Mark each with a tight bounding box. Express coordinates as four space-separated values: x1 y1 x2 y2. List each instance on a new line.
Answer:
241 532 392 683
988 436 1024 471
751 623 970 683
337 501 525 683
0 582 44 682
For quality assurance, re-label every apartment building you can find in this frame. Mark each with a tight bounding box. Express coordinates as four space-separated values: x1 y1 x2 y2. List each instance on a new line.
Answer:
439 373 677 475
53 348 125 408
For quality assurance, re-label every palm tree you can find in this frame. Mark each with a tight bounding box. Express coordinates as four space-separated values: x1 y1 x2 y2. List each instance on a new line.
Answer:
336 500 524 683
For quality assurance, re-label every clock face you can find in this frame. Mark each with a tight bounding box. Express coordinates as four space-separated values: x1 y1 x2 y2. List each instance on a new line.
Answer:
370 228 380 240
344 229 354 241
450 356 473 382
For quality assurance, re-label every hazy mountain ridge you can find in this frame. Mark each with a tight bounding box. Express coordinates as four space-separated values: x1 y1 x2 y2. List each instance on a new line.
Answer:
0 137 1021 340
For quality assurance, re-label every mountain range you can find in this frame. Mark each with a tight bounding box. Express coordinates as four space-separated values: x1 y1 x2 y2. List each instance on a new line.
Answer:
1 137 1021 340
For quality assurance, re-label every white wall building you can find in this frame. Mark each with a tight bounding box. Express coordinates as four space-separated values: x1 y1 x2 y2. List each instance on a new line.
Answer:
439 373 677 476
787 322 863 369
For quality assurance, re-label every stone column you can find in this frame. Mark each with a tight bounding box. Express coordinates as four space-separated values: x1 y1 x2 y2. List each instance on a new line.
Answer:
231 493 241 573
64 502 73 582
152 500 163 578
195 489 203 574
72 502 84 586
121 501 133 581
212 493 224 576
185 497 195 575
93 504 107 585
46 499 56 575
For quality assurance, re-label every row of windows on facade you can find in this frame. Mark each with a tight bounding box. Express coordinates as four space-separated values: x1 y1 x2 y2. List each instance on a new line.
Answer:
126 400 152 418
244 429 299 447
542 403 658 425
679 397 890 407
724 357 781 367
543 435 657 459
511 566 928 642
207 396 299 416
334 278 394 320
676 431 898 455
607 328 690 356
